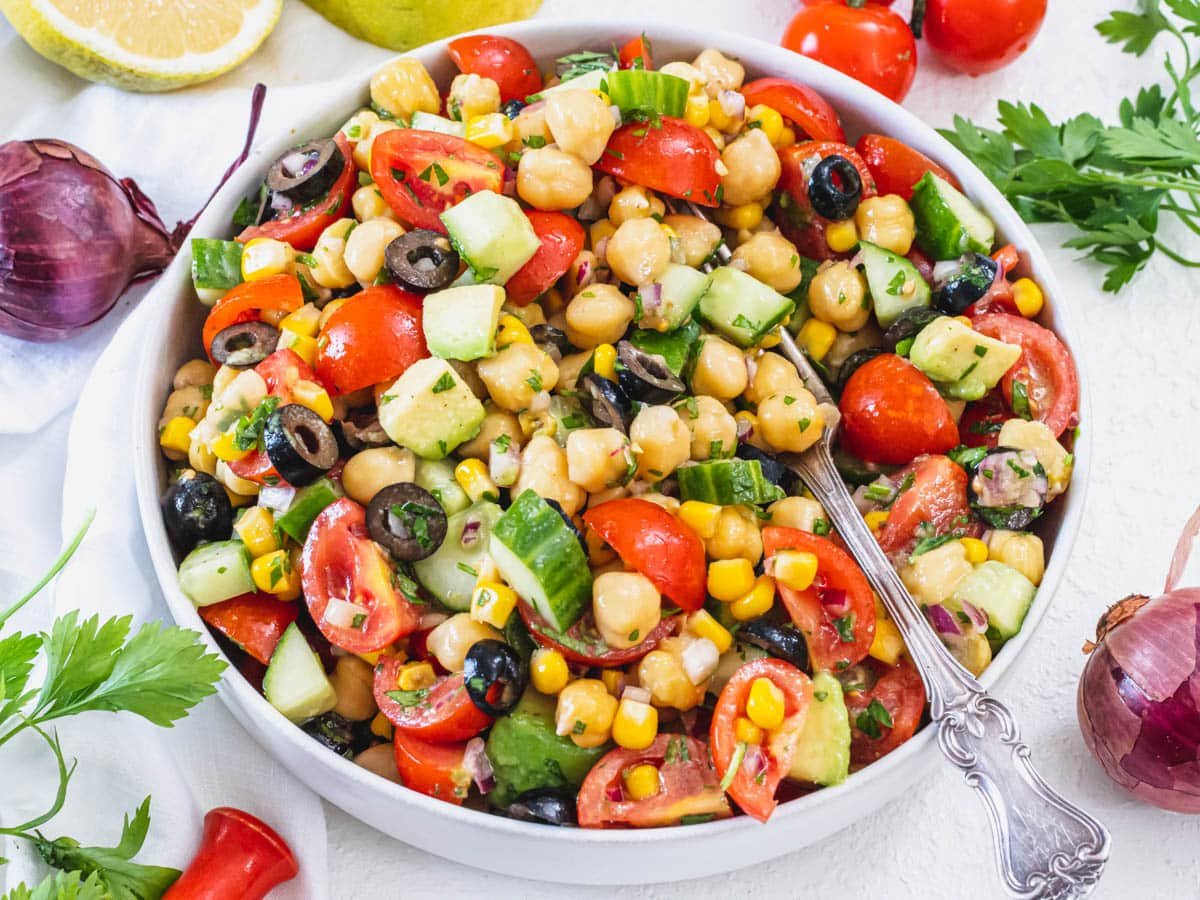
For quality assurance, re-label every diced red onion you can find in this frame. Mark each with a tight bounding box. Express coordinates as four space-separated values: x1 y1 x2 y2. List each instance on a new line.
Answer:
575 256 593 287
460 517 482 548
744 353 758 384
609 104 623 127
419 611 448 630
961 600 989 632
606 784 624 802
926 603 962 637
501 165 517 198
819 587 850 617
639 281 662 312
743 744 768 779
530 390 552 414
623 685 651 704
463 737 495 794
682 637 720 685
718 90 745 122
490 444 521 488
931 259 964 284
848 248 867 270
736 415 754 443
593 236 610 263
324 596 369 629
258 485 295 514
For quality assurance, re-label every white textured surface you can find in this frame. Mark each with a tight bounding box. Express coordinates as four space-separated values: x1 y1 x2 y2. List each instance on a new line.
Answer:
3 0 1200 897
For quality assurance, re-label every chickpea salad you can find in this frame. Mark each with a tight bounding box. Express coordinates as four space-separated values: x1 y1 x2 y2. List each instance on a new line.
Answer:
159 34 1080 828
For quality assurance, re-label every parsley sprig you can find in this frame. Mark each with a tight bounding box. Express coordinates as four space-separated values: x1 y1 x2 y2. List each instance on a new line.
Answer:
941 0 1200 291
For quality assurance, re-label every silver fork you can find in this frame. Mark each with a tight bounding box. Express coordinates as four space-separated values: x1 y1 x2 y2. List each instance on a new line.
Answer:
674 201 1109 898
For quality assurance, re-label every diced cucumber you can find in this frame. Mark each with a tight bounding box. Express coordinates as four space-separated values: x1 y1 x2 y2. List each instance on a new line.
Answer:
951 561 1036 642
191 238 243 295
276 477 341 543
640 263 711 332
263 623 338 723
415 458 470 515
532 67 610 100
675 459 786 506
911 172 996 260
422 284 505 361
788 672 851 787
177 540 254 607
490 490 593 632
858 241 931 328
605 69 689 118
441 191 540 285
378 358 485 459
908 317 1022 402
697 266 795 348
410 110 466 137
413 502 502 612
548 394 593 448
629 319 701 378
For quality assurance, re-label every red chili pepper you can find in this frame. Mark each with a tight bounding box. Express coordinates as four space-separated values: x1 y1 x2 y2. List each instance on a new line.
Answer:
164 807 298 900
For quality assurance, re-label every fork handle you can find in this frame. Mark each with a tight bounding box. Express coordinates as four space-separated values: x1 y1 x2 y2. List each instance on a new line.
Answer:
789 442 1110 898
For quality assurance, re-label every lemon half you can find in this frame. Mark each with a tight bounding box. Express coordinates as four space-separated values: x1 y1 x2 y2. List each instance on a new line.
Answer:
302 0 541 51
0 0 282 91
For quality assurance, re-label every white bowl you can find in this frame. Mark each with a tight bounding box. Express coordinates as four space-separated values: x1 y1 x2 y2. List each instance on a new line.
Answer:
134 19 1091 886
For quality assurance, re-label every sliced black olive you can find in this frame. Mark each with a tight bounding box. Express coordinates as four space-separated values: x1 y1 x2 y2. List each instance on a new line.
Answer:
210 321 279 368
544 498 587 551
836 348 886 390
267 138 345 204
530 324 573 361
385 229 460 293
302 712 373 757
508 787 577 826
463 639 528 717
616 341 686 404
735 443 797 494
366 483 448 561
932 253 999 315
334 409 390 453
501 99 526 119
883 306 944 350
263 404 339 487
809 155 863 221
738 618 811 673
161 470 233 553
578 373 633 432
967 446 1048 530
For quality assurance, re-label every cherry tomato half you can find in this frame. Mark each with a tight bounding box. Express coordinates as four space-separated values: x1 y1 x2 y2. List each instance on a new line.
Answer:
393 729 473 804
924 0 1047 76
447 34 542 103
582 498 707 612
577 735 731 828
199 593 298 666
504 211 586 306
782 1 918 104
371 129 505 233
876 454 979 561
844 656 926 765
854 134 959 201
711 658 813 822
740 77 844 143
237 133 356 251
374 658 492 742
958 391 1007 449
618 35 654 70
518 600 678 668
970 313 1079 437
201 274 302 360
774 141 877 259
761 527 876 672
315 284 427 395
593 118 722 205
839 354 959 465
228 348 321 485
301 499 420 654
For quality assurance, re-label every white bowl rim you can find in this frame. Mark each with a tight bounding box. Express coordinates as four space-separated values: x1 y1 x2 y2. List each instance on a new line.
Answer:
133 16 1092 848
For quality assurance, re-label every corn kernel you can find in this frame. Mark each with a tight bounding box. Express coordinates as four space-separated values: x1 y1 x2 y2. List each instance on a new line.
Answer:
589 218 617 250
496 314 533 348
869 615 905 666
601 669 625 697
159 416 195 459
730 575 776 621
772 550 818 592
470 580 518 629
1012 278 1044 318
465 113 515 149
686 609 733 654
746 676 785 730
719 201 763 231
864 510 890 533
747 104 784 146
292 378 334 422
612 697 659 750
707 97 739 132
960 537 989 564
777 126 797 148
593 343 617 381
703 126 726 150
241 238 295 281
397 661 437 692
531 647 570 695
211 429 250 463
277 328 319 367
251 549 300 597
759 328 782 349
681 501 723 539
455 458 499 503
798 318 837 362
707 558 756 603
280 304 321 338
370 711 393 739
953 315 973 329
734 715 764 745
624 763 661 800
357 645 398 667
684 93 710 128
825 219 859 254
235 506 280 558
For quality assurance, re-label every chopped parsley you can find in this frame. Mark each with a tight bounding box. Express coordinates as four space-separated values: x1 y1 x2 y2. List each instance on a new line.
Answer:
1011 380 1032 419
885 269 907 296
572 719 587 735
525 369 544 392
855 698 894 740
386 688 431 708
431 372 456 394
812 518 831 536
232 396 280 451
908 533 958 562
664 735 691 764
456 562 478 577
390 500 441 550
832 614 856 643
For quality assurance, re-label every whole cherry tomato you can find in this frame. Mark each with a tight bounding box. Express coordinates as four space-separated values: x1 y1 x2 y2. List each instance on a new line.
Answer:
782 1 919 103
924 0 1047 75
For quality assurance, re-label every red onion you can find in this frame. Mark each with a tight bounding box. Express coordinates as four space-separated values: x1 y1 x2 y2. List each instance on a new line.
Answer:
926 603 963 637
1078 504 1200 812
460 517 482 548
961 599 989 632
818 586 850 617
463 737 495 794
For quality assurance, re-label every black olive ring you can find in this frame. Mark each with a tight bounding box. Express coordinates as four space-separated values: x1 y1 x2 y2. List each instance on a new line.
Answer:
809 154 864 221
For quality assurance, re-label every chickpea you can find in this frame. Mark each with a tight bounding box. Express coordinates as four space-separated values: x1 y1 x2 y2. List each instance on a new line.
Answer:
593 571 662 650
159 385 209 429
987 531 1046 586
555 679 619 748
663 214 723 268
457 405 523 460
513 103 550 147
310 218 357 289
545 89 617 166
370 57 440 120
705 506 762 563
637 637 707 711
680 395 737 460
518 147 594 210
586 526 618 567
330 656 377 721
605 218 671 286
608 185 666 226
659 61 707 93
513 434 585 516
448 72 501 121
476 343 560 412
693 48 745 97
173 359 216 391
426 613 503 673
768 496 827 532
563 283 636 349
630 405 692 481
855 195 916 255
449 359 489 400
352 119 402 171
758 390 824 453
188 434 217 476
341 108 380 144
344 218 405 285
719 129 780 206
557 351 592 392
351 184 396 222
567 428 634 493
342 447 416 505
744 352 806 406
690 336 749 400
354 744 402 783
807 260 871 331
900 541 973 607
732 232 804 293
996 418 1073 500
